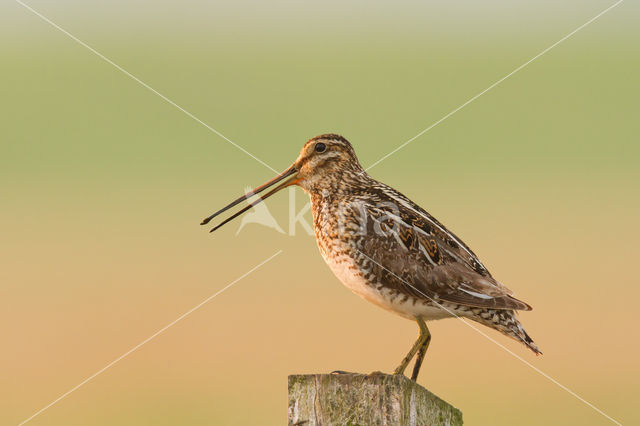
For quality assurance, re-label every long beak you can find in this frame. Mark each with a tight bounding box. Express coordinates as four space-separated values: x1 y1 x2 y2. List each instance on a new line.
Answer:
200 164 299 233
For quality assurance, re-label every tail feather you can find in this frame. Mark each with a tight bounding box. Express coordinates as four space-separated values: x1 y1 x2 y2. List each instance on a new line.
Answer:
514 320 542 355
470 308 542 355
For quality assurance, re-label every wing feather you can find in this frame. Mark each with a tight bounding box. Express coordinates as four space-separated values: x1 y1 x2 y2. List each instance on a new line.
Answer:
361 195 531 311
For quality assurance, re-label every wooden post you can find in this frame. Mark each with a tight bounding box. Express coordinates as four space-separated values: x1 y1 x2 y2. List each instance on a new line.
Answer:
288 373 463 425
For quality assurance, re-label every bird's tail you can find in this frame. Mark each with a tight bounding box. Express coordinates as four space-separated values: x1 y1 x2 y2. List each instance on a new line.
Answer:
471 309 542 355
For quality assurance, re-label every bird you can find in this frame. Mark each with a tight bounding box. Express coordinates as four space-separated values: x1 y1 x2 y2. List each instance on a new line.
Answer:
201 134 541 380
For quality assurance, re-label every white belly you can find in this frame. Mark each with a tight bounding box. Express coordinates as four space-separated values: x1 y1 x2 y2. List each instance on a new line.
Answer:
321 251 453 321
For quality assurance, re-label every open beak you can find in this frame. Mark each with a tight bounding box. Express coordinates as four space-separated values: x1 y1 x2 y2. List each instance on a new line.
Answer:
200 164 299 233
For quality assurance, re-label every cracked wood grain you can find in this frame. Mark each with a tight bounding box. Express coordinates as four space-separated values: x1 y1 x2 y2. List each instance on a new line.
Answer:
288 373 463 425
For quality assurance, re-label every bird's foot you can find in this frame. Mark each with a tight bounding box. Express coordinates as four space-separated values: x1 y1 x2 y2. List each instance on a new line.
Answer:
392 366 407 376
331 370 386 377
330 370 356 375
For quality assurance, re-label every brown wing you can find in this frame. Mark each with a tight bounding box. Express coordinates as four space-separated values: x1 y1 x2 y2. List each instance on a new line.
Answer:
358 196 531 311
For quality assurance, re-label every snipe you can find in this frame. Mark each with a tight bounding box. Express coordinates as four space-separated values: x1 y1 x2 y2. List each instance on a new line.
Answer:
202 134 541 380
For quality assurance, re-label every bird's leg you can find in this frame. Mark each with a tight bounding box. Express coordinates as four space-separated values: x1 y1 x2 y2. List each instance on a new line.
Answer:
393 317 428 377
411 323 431 381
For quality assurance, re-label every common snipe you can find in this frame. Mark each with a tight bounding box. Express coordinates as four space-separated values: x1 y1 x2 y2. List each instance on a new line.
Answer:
202 134 541 380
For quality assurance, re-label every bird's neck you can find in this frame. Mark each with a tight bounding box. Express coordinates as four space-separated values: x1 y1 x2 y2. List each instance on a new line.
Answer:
307 171 375 243
305 168 373 200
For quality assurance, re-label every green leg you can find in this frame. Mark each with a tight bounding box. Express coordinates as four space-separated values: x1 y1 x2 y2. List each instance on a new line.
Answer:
411 325 431 381
394 317 429 377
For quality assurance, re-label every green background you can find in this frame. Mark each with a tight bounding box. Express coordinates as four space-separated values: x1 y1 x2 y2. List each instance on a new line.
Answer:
2 1 638 424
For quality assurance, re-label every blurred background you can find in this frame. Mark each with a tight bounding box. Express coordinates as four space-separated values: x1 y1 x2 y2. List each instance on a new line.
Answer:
1 0 639 424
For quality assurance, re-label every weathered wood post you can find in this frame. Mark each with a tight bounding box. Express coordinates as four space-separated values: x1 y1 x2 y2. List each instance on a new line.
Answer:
288 373 463 425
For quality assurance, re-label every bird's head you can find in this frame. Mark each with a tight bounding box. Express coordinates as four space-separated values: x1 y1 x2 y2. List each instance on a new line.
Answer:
293 134 364 193
201 134 365 232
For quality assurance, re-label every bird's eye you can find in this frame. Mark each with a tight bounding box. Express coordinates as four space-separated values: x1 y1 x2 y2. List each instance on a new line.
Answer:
314 142 326 153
